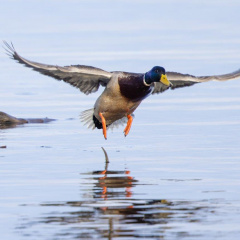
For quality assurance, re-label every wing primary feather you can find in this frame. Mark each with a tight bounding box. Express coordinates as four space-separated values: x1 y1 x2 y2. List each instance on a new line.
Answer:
3 41 112 95
152 69 240 94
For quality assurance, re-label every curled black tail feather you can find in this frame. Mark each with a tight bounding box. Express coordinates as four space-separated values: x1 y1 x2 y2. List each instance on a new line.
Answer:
93 115 103 129
93 115 110 129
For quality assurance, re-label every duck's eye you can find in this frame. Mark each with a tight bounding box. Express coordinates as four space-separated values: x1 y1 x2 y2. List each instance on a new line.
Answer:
155 70 159 73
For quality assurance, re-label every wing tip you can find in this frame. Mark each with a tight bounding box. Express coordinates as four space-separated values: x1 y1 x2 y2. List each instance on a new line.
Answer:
2 40 17 59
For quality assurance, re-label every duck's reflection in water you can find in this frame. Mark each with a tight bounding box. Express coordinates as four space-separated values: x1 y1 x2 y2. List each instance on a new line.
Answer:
21 149 211 239
84 148 138 200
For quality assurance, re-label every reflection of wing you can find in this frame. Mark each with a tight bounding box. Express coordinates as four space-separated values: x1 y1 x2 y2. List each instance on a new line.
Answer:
4 41 112 95
152 69 240 94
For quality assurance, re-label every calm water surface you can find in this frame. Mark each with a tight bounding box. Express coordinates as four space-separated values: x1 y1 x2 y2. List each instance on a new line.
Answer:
1 1 240 239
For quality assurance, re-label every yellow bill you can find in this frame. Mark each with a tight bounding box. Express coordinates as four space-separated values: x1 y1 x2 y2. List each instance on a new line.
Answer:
160 74 172 86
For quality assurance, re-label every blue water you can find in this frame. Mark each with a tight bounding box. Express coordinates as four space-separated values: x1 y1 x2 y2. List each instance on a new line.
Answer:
1 1 240 239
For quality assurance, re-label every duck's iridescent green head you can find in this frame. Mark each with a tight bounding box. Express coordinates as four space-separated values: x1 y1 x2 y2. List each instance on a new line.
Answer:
144 66 171 86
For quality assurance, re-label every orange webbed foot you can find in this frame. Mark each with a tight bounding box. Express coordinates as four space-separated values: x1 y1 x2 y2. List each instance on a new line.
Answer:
99 112 107 140
124 115 133 137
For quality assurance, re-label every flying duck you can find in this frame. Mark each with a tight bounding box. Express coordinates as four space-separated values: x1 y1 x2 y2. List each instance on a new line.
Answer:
4 41 240 139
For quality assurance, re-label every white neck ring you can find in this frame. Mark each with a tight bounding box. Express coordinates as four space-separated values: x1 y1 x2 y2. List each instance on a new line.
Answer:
143 74 151 87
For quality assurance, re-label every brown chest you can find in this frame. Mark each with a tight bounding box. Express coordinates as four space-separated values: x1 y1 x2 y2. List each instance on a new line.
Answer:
118 75 152 101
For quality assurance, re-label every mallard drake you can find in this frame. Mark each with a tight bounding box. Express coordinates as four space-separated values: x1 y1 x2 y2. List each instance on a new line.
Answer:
4 41 240 139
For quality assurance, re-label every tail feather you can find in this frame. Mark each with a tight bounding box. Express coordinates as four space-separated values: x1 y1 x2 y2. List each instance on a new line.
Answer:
80 109 96 129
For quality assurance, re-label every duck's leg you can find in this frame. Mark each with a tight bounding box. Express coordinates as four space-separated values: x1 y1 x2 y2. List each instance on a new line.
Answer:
99 112 107 140
124 115 133 137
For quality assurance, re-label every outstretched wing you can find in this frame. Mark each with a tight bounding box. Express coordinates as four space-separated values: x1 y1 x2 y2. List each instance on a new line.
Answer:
152 69 240 94
3 41 112 95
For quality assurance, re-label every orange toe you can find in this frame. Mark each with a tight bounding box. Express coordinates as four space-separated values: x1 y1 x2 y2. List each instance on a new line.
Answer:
124 115 133 136
99 112 107 140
